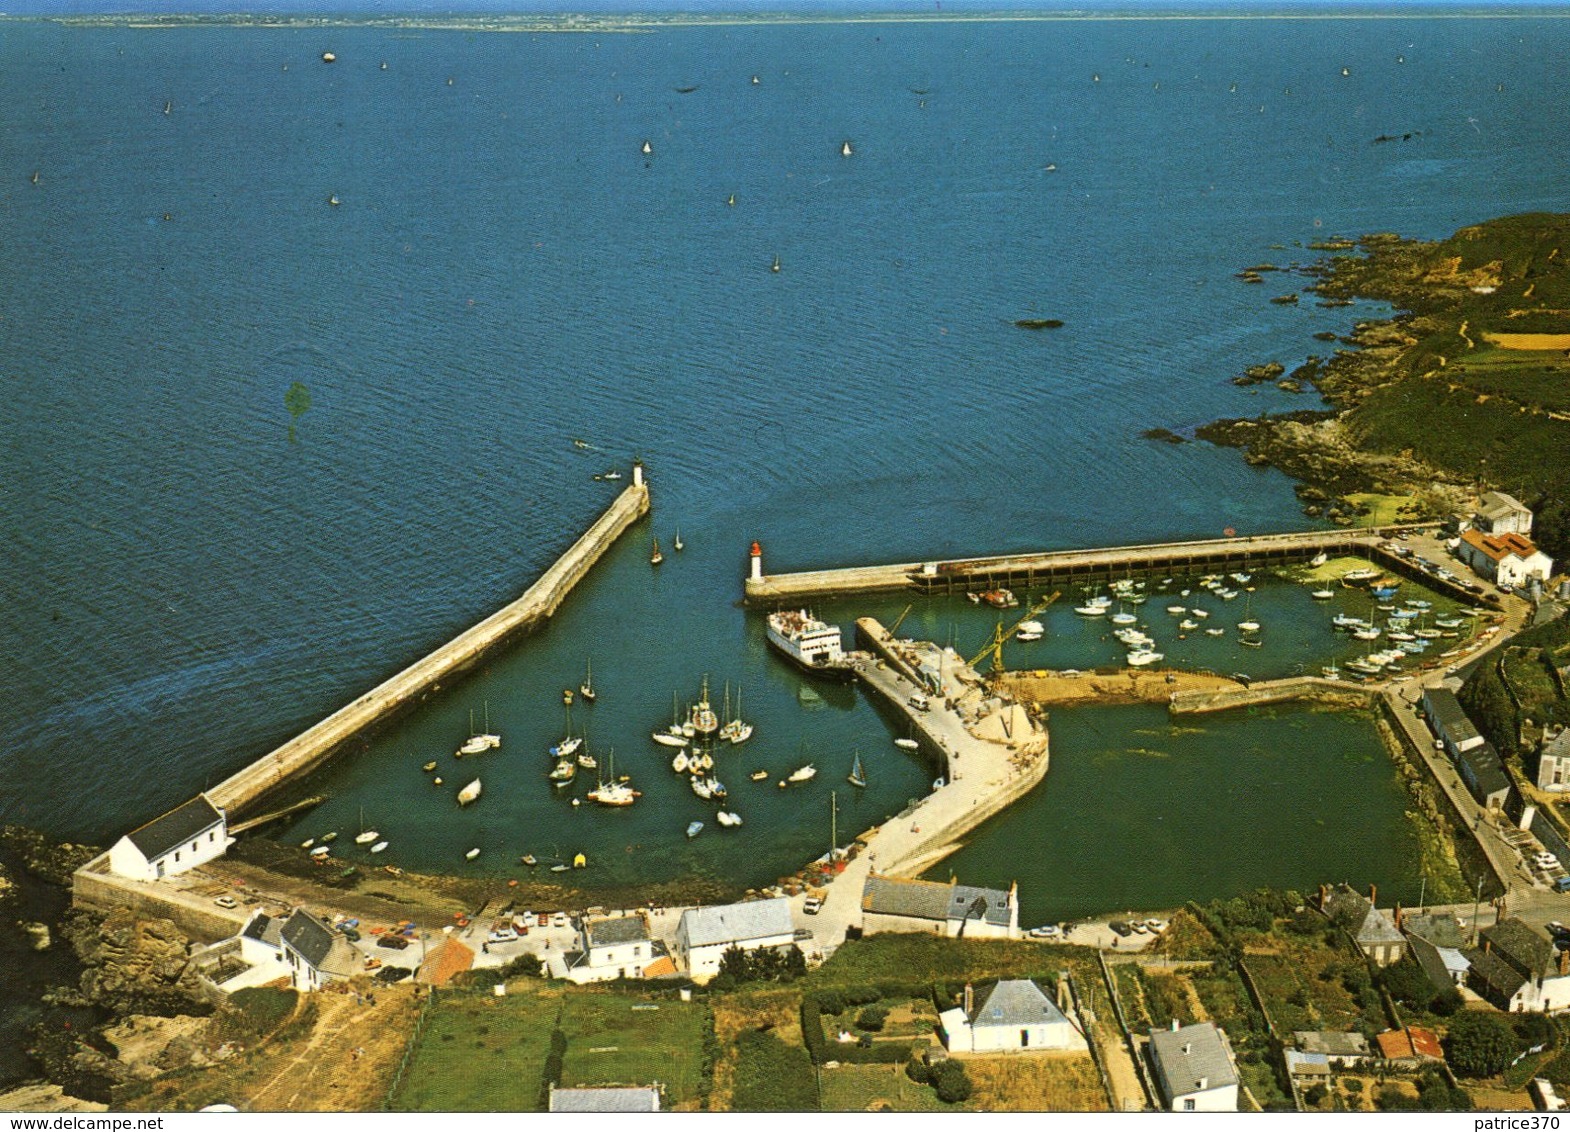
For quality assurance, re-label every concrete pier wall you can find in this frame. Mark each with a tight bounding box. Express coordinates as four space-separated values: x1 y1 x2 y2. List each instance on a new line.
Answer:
1169 676 1378 715
206 480 649 817
743 523 1478 604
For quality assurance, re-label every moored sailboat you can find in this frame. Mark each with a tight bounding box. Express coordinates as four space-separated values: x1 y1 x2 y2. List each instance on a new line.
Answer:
456 778 482 806
848 751 867 788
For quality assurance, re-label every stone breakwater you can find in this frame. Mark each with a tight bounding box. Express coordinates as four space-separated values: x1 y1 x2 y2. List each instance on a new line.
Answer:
207 478 650 817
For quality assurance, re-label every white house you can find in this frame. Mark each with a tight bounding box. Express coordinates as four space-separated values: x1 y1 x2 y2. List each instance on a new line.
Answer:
1539 730 1570 793
673 898 795 980
279 909 361 991
1148 1021 1240 1112
1473 491 1534 537
108 794 230 882
939 979 1085 1054
860 874 1020 940
1466 918 1570 1013
563 913 674 984
1458 529 1554 589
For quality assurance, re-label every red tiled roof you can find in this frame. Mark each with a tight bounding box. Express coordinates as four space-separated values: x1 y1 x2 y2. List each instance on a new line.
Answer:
1462 528 1540 562
1376 1027 1443 1061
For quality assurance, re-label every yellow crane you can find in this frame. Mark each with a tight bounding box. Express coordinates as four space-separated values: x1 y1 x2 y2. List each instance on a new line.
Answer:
888 603 914 638
967 591 1060 673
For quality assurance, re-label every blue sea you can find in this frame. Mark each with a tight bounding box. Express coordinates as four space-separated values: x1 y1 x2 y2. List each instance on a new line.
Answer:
2 10 1566 919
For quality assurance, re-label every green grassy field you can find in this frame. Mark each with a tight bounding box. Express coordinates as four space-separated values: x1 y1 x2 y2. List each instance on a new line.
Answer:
388 986 707 1111
558 992 709 1100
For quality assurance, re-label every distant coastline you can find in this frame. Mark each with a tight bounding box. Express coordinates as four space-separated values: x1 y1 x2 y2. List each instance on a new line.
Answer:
16 7 1570 33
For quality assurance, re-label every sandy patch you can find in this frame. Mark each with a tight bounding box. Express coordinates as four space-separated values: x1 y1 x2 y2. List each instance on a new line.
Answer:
1482 332 1570 351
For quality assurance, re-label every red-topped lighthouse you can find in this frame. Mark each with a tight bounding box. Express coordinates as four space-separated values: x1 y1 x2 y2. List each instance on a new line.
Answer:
749 540 763 582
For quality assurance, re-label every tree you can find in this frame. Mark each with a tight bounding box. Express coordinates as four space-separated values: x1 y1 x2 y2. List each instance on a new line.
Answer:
931 1059 972 1104
1431 986 1464 1016
856 1005 888 1032
1379 960 1436 1009
1445 1010 1519 1077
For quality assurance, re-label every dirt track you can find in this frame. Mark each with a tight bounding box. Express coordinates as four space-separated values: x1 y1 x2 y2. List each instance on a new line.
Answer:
1000 669 1241 708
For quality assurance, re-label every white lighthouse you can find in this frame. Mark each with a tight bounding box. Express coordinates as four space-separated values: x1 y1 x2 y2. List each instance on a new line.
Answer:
632 459 644 488
749 540 763 582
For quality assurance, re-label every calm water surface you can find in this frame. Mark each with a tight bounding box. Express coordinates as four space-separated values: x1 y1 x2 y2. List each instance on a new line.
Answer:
3 13 1565 907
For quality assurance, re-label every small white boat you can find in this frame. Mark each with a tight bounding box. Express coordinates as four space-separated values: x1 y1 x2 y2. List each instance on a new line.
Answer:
580 659 597 702
728 723 754 744
1353 627 1381 641
1204 627 1225 637
370 841 388 854
841 140 853 157
355 830 380 845
1179 619 1199 631
653 732 688 748
1189 607 1209 619
1017 620 1044 635
310 845 331 859
1166 605 1186 615
750 769 770 781
457 778 482 805
691 777 713 800
1311 589 1334 600
1310 551 1328 567
320 831 337 843
672 751 690 774
848 751 867 788
1015 631 1042 642
715 810 737 828
1074 604 1107 616
641 140 652 155
786 764 817 784
1239 637 1263 648
1126 649 1164 666
548 759 576 784
552 735 583 759
301 838 315 849
674 528 684 552
465 847 481 860
1237 620 1260 633
457 703 501 757
1110 611 1139 626
687 821 704 838
576 751 597 769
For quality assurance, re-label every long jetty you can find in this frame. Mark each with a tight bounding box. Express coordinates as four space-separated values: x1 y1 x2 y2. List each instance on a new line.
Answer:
742 522 1491 606
207 470 650 817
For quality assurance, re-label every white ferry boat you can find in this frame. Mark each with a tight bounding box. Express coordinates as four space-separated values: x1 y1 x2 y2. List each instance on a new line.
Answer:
765 610 856 680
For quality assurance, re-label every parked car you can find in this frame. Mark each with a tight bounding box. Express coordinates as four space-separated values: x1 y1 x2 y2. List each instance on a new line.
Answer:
1108 920 1133 937
1144 919 1169 933
1028 925 1060 939
487 927 518 944
550 912 570 928
213 895 238 909
342 927 361 942
803 896 823 915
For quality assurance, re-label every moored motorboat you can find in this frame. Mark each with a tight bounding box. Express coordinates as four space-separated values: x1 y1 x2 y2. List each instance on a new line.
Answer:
422 761 437 772
457 778 482 805
371 841 388 854
687 821 704 838
465 847 481 860
749 769 769 781
672 751 690 774
896 737 919 751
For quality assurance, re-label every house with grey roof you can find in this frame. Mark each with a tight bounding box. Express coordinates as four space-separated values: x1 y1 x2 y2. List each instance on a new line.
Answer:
280 908 361 991
939 978 1085 1053
1147 1021 1239 1112
107 794 230 882
1473 491 1534 537
1465 917 1570 1013
562 913 674 984
1320 884 1407 967
1292 1031 1371 1067
1421 687 1484 761
674 897 795 981
1538 729 1570 793
1401 911 1471 992
1455 740 1515 812
547 1085 661 1112
860 874 1020 940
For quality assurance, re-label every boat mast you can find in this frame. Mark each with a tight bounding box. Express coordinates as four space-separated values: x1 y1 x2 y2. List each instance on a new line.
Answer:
830 790 838 859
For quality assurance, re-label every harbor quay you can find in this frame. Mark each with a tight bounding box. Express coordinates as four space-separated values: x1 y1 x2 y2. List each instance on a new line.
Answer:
742 522 1493 606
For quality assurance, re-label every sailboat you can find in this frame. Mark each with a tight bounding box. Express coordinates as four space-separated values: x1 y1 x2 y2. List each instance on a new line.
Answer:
651 537 664 566
674 527 684 552
587 751 639 806
551 702 582 759
580 659 597 703
848 750 867 788
354 808 379 845
841 140 853 157
457 703 501 757
727 684 753 744
1236 593 1261 635
653 691 688 747
770 254 781 273
641 139 652 155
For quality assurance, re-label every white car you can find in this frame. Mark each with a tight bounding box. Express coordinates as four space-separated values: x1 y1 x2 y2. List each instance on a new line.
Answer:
803 896 823 915
487 927 518 944
1536 854 1560 870
1028 925 1060 939
1144 919 1169 934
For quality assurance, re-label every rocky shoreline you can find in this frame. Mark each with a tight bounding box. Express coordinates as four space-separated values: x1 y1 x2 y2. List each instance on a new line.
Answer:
1166 213 1570 553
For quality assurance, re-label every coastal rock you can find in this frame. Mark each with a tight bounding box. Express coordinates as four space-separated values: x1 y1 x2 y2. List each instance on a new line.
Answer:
22 920 52 950
67 908 213 1017
0 862 15 909
0 827 100 887
1013 317 1064 330
100 1014 213 1079
1231 361 1286 387
1141 427 1186 444
0 1083 108 1113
